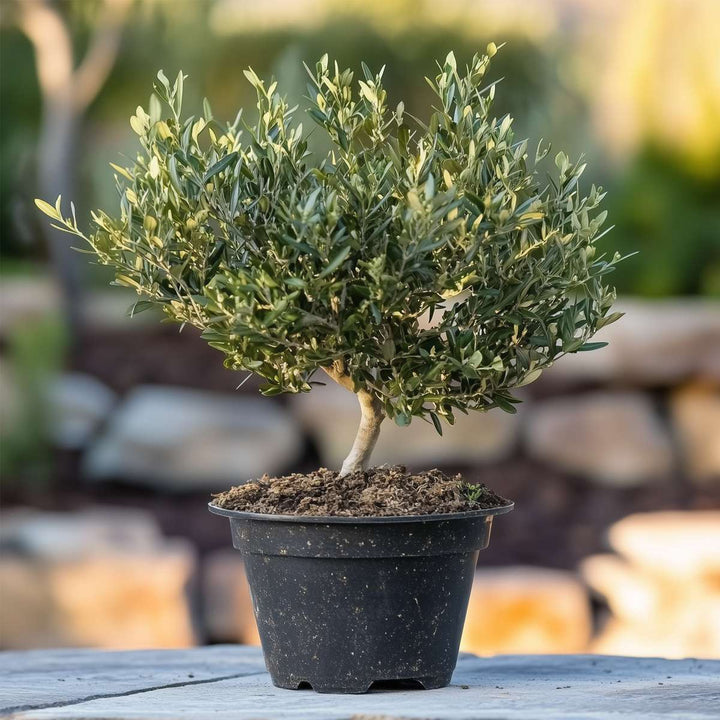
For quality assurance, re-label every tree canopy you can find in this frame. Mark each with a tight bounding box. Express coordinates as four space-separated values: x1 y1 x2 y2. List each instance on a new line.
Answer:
37 47 621 437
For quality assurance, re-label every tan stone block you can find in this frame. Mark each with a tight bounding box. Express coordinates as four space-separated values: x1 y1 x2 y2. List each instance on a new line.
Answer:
84 386 303 490
590 590 720 660
585 512 720 659
545 299 720 385
608 511 720 580
581 554 662 625
0 560 54 648
203 550 259 645
524 392 673 486
47 373 117 450
589 618 695 659
460 567 592 655
0 276 59 337
0 544 197 649
0 508 196 650
671 385 720 485
0 507 163 558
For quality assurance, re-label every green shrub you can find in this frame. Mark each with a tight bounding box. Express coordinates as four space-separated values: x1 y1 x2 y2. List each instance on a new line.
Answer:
609 148 720 297
37 47 621 474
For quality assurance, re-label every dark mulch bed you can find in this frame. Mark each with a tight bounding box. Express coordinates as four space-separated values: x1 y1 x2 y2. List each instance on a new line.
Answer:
212 465 509 517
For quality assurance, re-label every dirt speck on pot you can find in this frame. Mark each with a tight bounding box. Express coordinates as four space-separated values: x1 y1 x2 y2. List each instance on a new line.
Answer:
211 465 510 517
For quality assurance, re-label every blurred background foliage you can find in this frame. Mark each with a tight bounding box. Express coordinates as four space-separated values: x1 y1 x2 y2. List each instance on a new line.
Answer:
1 0 719 297
0 314 67 482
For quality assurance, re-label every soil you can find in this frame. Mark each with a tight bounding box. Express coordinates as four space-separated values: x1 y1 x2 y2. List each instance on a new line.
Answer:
211 465 510 517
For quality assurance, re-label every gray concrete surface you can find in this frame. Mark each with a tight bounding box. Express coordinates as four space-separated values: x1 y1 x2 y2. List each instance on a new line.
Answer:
1 645 718 719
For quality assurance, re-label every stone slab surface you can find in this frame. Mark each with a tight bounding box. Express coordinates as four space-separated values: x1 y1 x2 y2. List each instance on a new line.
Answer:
1 646 718 719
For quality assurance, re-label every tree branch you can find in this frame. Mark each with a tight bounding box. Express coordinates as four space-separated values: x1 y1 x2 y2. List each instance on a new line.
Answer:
72 0 132 111
322 359 355 392
16 0 74 105
16 0 131 112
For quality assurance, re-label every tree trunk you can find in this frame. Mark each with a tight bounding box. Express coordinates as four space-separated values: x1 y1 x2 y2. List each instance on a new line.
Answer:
38 98 83 334
18 0 132 340
339 389 384 476
322 363 385 476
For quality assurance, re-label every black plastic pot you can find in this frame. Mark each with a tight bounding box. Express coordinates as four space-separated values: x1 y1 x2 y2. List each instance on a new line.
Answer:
209 502 513 694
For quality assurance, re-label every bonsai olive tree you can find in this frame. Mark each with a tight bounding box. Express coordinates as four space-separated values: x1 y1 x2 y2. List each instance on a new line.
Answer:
37 47 622 476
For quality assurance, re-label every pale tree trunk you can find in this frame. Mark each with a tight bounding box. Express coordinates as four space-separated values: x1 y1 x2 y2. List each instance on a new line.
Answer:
322 362 385 476
17 0 131 337
38 98 82 331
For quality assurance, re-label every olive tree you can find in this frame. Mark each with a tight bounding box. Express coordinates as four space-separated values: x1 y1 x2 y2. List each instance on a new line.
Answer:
37 46 622 476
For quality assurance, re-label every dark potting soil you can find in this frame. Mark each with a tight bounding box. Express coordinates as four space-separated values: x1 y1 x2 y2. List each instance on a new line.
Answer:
211 465 510 517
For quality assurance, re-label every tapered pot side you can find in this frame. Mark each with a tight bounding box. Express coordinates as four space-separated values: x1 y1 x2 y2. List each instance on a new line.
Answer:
209 503 513 694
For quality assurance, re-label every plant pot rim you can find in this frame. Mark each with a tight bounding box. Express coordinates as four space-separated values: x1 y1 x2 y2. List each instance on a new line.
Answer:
207 500 514 525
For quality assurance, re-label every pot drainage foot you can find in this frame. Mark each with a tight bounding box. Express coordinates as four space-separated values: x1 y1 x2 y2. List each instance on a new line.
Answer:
273 678 371 694
288 680 373 694
413 673 453 690
370 674 453 691
369 678 426 691
274 673 453 694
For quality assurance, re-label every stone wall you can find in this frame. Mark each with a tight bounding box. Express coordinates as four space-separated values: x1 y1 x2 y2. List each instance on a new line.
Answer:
1 292 718 655
2 507 719 658
3 294 717 493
